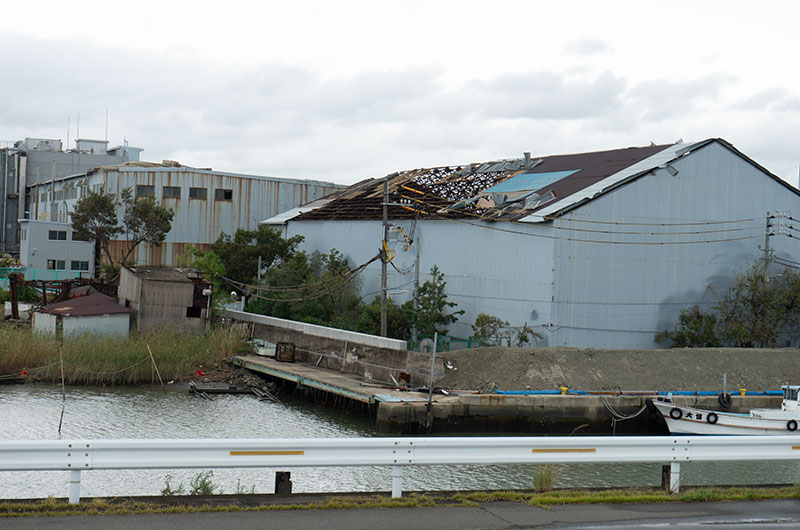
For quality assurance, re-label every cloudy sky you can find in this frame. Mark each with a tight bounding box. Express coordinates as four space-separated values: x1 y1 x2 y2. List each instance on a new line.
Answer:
2 1 799 186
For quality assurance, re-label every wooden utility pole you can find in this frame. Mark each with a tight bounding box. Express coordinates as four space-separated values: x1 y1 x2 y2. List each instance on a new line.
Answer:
381 178 389 337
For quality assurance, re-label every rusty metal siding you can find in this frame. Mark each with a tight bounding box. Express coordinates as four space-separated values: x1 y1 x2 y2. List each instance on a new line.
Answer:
137 278 197 331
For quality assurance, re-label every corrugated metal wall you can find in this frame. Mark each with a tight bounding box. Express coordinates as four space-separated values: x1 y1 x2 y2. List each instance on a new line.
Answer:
549 141 800 348
287 218 557 339
99 168 341 266
287 142 800 348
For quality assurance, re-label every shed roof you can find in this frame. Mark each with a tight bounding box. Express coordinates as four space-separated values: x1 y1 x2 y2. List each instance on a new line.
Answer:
123 266 199 283
37 293 133 317
277 143 672 224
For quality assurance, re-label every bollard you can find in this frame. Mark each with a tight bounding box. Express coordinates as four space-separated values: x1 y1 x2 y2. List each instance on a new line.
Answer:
391 465 403 498
560 387 568 395
275 471 292 495
68 470 81 504
740 388 746 396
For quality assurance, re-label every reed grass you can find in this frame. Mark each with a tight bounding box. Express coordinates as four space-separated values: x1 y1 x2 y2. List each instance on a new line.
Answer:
0 325 248 385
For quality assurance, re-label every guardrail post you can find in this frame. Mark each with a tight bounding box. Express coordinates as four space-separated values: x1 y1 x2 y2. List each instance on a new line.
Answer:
68 470 81 504
391 465 403 498
669 462 681 494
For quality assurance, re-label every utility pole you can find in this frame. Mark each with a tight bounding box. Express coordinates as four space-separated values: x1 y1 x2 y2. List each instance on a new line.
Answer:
412 233 420 343
381 178 389 337
764 211 772 274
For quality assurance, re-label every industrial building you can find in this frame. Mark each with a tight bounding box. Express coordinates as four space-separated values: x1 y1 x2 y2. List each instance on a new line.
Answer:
0 137 142 258
18 159 345 271
263 138 800 349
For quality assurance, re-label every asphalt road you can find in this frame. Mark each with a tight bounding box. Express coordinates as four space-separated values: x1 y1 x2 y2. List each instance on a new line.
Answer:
3 499 800 529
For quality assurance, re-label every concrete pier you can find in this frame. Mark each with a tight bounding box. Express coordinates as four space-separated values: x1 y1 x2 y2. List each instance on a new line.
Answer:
233 355 780 434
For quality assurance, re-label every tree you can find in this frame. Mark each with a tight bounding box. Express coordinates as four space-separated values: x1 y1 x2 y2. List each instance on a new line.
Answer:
404 265 464 336
472 313 509 345
210 226 303 283
71 186 174 270
246 249 363 328
118 188 174 265
715 264 792 347
354 296 410 340
655 305 720 348
71 187 121 266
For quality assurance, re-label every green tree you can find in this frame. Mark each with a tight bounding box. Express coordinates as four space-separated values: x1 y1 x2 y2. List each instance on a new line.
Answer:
354 296 411 340
210 226 303 283
404 265 464 336
71 186 120 266
715 264 789 347
656 305 720 348
118 188 174 265
472 313 509 345
246 249 363 328
182 244 227 310
71 186 174 270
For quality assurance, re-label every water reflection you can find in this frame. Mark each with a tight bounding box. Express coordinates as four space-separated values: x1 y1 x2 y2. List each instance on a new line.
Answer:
1 385 798 498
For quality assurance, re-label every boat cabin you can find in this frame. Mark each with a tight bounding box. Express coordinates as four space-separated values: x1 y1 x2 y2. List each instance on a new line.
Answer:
782 385 800 412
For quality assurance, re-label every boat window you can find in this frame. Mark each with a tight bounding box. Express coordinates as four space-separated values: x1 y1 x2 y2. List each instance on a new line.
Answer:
785 388 790 399
792 389 798 401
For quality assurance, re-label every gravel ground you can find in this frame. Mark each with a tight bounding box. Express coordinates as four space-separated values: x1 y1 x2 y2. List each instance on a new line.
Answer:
437 346 800 393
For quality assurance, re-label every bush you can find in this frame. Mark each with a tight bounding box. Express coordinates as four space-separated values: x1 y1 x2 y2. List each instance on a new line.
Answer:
656 306 720 348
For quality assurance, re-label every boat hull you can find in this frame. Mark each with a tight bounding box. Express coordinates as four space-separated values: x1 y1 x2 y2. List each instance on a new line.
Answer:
650 399 800 436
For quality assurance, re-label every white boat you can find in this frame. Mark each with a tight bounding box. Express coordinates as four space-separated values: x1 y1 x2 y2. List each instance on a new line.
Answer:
649 385 800 435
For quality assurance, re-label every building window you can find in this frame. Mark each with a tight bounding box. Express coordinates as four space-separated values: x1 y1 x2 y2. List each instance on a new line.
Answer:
189 187 207 200
47 259 66 270
70 260 90 271
163 186 181 199
48 230 67 241
186 306 202 318
136 185 155 198
214 188 233 201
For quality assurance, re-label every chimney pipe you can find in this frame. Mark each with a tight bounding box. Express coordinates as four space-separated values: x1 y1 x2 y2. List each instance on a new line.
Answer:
523 152 531 164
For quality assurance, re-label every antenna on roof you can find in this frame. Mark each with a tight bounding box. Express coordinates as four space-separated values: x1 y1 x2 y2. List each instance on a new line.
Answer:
105 107 108 143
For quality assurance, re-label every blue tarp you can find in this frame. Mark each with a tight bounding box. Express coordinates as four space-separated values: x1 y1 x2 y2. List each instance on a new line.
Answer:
481 170 579 194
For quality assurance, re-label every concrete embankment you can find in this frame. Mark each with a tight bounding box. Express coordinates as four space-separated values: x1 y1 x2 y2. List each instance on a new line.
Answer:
232 355 780 434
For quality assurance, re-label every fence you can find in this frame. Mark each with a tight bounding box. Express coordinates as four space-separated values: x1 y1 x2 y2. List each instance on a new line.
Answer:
2 435 800 503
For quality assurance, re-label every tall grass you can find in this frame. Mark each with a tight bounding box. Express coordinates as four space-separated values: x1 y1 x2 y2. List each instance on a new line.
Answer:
0 325 248 385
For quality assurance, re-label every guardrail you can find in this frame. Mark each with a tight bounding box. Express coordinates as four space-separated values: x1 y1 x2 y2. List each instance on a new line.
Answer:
2 435 800 503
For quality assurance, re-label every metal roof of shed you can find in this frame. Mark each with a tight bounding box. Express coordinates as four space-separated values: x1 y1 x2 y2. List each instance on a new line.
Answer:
37 293 133 317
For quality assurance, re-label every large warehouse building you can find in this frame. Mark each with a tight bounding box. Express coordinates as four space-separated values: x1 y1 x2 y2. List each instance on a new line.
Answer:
263 138 800 349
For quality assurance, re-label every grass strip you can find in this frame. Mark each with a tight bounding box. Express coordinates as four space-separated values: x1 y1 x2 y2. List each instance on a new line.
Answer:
0 325 248 385
1 487 797 517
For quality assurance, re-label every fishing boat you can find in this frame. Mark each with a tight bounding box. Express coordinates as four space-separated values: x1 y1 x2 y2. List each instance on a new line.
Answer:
649 385 800 435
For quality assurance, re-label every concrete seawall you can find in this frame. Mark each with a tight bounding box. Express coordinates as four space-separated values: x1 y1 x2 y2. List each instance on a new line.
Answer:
233 355 779 434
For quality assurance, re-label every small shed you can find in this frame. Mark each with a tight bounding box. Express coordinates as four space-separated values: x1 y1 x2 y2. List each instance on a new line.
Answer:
117 266 210 331
33 293 133 337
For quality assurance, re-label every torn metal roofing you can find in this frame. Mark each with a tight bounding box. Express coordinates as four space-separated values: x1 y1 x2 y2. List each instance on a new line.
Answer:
124 266 201 283
37 293 133 317
289 143 674 223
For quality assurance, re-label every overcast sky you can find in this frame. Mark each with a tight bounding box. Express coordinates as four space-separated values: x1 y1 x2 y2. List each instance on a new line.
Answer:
2 0 799 186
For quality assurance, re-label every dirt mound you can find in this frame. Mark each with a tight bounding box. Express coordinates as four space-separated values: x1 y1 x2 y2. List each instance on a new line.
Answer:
437 346 800 393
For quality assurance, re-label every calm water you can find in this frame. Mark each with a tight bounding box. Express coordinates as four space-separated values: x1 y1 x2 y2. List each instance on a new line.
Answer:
1 385 799 499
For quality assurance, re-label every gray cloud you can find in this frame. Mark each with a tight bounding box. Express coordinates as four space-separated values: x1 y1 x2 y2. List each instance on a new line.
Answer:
2 32 797 187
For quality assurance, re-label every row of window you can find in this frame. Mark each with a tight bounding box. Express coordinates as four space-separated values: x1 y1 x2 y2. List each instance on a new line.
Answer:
40 187 84 203
47 259 89 271
135 185 233 201
47 230 89 242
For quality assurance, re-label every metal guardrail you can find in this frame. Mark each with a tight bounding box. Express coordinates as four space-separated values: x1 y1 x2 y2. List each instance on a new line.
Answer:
2 435 800 503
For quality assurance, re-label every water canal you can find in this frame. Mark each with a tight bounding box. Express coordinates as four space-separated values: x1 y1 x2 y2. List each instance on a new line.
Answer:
1 385 798 499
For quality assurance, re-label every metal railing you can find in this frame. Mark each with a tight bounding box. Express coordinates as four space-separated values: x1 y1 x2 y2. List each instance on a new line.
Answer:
2 435 800 503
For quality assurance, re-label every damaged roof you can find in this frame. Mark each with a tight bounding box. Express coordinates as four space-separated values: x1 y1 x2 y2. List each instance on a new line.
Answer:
124 266 201 283
285 143 673 224
37 293 133 317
